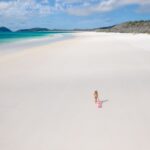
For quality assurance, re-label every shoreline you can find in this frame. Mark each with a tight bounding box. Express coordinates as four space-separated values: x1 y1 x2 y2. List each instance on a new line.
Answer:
0 31 149 56
0 32 73 55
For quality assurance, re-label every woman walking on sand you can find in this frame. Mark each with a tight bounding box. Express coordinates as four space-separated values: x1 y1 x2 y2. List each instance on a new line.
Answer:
94 90 99 103
93 90 102 108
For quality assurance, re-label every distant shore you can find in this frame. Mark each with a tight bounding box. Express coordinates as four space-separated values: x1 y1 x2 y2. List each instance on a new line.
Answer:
1 20 150 35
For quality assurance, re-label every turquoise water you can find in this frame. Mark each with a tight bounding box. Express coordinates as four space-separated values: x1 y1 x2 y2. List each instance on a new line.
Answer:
0 31 64 44
0 31 72 52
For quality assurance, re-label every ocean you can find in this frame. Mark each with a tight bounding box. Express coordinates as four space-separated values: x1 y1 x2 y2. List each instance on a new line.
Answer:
0 32 64 43
0 32 71 52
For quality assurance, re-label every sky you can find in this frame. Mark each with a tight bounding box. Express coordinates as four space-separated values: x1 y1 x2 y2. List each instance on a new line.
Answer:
0 0 150 30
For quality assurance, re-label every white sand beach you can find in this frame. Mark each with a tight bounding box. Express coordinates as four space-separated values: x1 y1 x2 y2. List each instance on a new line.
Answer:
0 32 150 150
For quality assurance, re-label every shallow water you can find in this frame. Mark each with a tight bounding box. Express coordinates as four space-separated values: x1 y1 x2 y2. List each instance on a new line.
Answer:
0 31 66 43
0 32 73 53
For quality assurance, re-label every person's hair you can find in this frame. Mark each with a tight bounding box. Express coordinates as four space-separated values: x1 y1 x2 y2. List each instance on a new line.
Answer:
94 90 98 96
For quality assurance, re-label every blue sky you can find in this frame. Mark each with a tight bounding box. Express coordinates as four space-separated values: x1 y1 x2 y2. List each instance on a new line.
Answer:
0 0 150 30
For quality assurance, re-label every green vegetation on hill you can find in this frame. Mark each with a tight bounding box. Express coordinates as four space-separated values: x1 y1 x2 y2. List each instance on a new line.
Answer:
0 27 12 32
96 20 150 33
17 28 50 32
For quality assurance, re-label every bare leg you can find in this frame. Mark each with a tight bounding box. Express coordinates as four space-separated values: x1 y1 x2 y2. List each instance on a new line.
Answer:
95 98 98 103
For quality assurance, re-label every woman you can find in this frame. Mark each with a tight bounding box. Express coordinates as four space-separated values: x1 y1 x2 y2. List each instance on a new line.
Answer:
93 90 102 108
93 90 99 103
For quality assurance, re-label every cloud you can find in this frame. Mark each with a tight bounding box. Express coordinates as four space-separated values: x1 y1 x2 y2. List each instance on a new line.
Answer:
0 0 150 19
63 0 150 15
0 0 53 19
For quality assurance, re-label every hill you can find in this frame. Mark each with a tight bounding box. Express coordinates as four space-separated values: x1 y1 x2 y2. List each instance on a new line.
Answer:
0 27 12 32
17 28 50 32
96 20 150 33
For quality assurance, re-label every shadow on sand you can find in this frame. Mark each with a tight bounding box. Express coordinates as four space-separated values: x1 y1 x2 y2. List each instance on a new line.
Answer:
102 99 109 104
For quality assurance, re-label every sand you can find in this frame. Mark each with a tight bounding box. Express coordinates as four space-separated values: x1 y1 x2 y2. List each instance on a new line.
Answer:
0 32 150 150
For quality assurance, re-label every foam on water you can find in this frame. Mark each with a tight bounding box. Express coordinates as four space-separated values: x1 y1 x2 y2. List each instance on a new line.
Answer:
0 32 73 53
